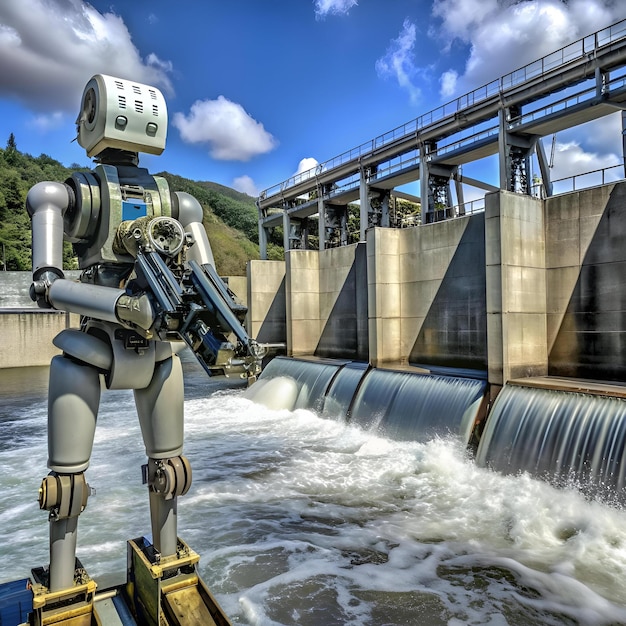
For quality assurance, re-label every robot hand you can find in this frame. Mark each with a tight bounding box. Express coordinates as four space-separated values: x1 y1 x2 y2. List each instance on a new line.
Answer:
116 292 157 337
29 270 62 309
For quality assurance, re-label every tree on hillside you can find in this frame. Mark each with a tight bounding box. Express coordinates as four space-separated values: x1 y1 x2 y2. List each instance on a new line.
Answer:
5 133 19 166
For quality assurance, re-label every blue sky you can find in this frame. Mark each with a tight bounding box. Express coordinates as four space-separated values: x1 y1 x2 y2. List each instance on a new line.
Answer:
1 0 626 199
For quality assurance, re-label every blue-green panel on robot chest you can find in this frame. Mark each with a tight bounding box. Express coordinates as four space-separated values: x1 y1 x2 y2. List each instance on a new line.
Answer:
122 199 148 221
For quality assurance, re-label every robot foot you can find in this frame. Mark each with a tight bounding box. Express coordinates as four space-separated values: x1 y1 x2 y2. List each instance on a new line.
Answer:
29 559 96 626
126 536 231 625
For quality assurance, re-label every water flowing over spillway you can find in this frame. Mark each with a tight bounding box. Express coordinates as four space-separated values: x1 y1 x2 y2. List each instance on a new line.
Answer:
259 356 344 413
259 357 487 444
3 357 626 624
348 368 486 443
476 382 626 503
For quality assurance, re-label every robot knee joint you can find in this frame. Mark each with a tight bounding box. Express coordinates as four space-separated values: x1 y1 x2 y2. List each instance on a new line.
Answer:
146 456 192 500
38 472 91 520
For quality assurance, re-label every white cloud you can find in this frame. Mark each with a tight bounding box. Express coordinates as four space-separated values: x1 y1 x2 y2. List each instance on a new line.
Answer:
292 158 320 200
439 69 458 98
432 0 626 99
0 0 173 113
295 157 319 178
574 112 623 157
545 135 623 192
314 0 358 19
0 23 20 47
547 117 623 180
232 175 259 197
431 0 499 45
172 96 277 162
375 19 421 105
145 52 173 74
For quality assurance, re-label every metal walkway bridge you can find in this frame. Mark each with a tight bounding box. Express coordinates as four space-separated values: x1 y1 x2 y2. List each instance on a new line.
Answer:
257 19 626 257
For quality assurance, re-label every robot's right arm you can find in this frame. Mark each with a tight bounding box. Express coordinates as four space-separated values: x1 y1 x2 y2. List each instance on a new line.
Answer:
26 181 155 332
26 181 69 307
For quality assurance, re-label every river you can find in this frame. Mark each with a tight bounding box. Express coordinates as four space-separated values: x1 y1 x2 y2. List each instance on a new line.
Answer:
2 351 626 625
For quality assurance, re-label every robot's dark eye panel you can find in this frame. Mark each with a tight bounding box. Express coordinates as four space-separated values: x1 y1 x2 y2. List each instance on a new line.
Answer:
84 88 97 124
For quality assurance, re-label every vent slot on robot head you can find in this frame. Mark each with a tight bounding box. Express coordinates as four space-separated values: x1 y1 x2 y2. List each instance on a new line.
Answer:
76 74 167 158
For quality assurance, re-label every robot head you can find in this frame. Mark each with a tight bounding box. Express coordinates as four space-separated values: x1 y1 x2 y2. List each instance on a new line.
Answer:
76 74 167 158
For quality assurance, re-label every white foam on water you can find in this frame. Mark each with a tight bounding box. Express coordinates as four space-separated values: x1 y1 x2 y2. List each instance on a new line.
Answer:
3 379 626 624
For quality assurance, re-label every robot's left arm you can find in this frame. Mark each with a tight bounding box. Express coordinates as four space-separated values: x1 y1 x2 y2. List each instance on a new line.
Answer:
26 181 154 331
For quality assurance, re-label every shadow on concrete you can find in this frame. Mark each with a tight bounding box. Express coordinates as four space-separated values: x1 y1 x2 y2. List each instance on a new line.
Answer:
409 215 488 371
316 243 368 361
254 277 287 344
549 183 626 382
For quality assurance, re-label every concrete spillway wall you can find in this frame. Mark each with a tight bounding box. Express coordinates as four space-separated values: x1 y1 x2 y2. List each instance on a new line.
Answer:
248 184 626 390
0 310 80 368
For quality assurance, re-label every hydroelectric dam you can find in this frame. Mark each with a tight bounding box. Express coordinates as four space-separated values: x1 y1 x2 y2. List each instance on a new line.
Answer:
247 19 626 501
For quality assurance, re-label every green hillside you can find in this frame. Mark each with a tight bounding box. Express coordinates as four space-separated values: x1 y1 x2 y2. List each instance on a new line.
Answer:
0 135 274 276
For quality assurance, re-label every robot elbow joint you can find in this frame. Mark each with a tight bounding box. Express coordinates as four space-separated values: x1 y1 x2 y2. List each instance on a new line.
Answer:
171 192 203 226
26 181 73 218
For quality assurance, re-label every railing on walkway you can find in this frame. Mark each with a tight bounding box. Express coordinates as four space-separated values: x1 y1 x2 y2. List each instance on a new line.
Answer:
551 163 625 193
259 18 626 203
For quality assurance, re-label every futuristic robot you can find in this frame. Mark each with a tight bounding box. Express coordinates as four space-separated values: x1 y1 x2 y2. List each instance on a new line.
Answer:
26 74 262 614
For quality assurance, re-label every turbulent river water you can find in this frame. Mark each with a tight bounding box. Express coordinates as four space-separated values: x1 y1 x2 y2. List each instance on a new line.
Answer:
2 352 626 626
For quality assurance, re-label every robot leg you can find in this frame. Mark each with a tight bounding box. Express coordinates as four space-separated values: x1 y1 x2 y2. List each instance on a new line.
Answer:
41 355 100 591
134 351 191 557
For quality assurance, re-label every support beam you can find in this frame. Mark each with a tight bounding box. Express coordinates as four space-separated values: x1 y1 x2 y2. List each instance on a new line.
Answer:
258 215 268 260
536 137 553 197
622 111 626 180
326 205 349 248
455 174 499 193
499 108 511 191
454 175 465 215
392 190 421 204
419 142 431 223
282 211 290 253
381 192 390 228
301 218 310 250
359 166 368 242
368 187 391 228
596 67 609 98
499 106 537 194
318 197 326 251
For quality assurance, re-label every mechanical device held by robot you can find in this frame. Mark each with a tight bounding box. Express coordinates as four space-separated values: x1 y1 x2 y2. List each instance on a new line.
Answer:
26 74 264 599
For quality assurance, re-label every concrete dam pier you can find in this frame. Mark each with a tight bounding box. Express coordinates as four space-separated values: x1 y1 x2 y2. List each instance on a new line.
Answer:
249 184 626 392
